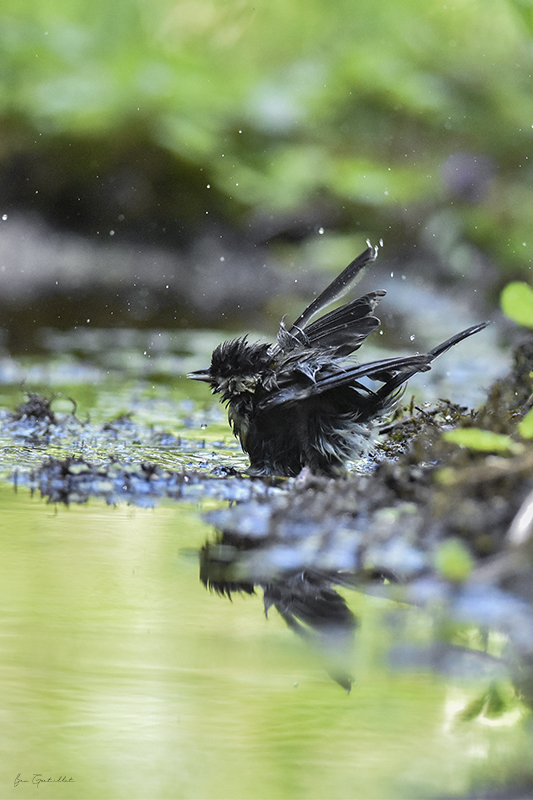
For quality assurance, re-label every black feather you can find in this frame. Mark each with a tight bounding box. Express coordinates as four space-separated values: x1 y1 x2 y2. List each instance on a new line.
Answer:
188 244 488 477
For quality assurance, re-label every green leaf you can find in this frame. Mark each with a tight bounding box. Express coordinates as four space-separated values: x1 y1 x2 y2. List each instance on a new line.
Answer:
501 281 533 328
434 538 474 583
518 407 533 439
442 428 523 454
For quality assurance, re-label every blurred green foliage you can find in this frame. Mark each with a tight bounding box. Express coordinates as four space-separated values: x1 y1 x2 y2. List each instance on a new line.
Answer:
433 536 475 582
1 0 533 269
501 280 533 326
518 406 533 437
442 427 524 454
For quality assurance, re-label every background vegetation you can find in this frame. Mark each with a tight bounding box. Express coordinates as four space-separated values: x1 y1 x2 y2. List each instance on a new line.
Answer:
1 0 533 302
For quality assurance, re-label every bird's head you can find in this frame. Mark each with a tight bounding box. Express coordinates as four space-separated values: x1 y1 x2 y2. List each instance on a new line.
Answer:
188 337 272 401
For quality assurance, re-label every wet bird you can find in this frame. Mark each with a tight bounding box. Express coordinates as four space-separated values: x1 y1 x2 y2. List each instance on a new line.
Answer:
188 243 487 477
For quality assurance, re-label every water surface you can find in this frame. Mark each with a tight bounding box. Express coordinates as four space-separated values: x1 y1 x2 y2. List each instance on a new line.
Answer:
0 483 529 799
0 326 526 799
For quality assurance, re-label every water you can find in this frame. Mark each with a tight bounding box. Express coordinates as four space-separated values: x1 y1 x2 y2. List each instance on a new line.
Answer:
0 482 530 799
0 327 527 799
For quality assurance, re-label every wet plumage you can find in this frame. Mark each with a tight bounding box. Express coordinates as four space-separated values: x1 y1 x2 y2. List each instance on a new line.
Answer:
188 244 487 477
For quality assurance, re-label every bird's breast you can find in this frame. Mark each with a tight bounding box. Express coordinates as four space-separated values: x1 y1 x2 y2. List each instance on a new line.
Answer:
228 403 250 447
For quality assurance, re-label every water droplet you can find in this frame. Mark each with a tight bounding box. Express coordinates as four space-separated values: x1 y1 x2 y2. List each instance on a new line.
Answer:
318 227 324 234
410 334 415 341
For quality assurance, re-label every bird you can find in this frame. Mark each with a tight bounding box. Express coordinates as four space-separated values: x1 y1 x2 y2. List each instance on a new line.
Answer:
188 242 488 477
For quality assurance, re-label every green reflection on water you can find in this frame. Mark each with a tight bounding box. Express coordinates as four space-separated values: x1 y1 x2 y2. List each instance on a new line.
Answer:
0 483 530 800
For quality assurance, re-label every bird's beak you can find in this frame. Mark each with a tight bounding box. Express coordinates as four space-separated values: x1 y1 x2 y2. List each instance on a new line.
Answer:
187 368 212 382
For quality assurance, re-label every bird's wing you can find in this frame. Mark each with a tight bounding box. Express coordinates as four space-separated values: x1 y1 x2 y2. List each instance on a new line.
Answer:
301 290 386 355
288 244 378 333
259 322 489 411
257 354 432 410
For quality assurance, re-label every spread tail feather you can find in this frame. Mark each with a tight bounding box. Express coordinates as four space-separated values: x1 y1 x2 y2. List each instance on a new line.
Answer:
375 321 490 401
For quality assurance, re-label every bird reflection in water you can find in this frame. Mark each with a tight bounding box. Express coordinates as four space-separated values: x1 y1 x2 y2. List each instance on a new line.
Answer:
199 524 395 692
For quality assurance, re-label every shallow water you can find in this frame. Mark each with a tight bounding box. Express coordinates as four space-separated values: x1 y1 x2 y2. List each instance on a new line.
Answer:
0 326 527 799
1 484 530 800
